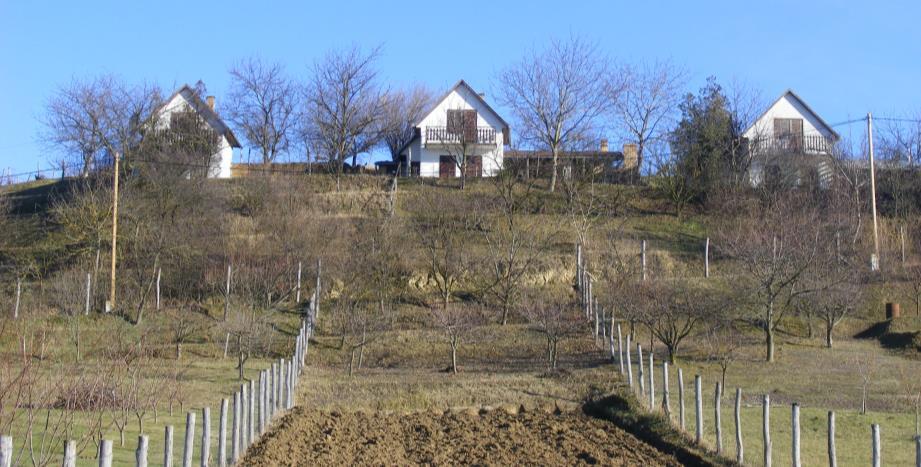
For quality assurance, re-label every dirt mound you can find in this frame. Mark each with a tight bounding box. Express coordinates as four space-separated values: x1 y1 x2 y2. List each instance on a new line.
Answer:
241 407 681 466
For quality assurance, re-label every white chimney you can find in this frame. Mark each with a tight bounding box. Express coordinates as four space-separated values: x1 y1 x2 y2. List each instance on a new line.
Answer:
206 96 215 111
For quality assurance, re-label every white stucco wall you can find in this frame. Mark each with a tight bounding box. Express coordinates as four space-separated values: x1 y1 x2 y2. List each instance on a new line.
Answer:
743 92 836 141
155 89 234 178
403 84 506 177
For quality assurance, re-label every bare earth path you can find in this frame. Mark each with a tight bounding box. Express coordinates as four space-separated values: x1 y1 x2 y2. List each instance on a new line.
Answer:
241 406 681 466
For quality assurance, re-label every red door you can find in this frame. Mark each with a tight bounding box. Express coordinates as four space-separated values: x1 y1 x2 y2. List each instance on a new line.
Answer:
439 156 455 178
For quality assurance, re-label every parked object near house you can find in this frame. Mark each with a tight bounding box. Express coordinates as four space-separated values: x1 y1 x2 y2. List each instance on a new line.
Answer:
398 80 509 179
153 85 242 178
504 140 638 181
742 90 839 187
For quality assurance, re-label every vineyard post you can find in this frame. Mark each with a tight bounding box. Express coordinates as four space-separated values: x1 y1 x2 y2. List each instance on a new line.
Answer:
694 375 703 444
828 411 836 467
135 436 148 467
182 412 195 467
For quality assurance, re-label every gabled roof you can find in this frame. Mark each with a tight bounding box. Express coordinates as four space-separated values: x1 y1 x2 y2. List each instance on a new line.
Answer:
747 89 840 141
158 84 242 148
415 79 510 130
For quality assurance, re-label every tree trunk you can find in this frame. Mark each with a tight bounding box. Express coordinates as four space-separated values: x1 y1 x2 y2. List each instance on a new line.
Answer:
765 302 775 363
825 321 834 348
667 345 676 365
450 341 458 374
549 147 559 192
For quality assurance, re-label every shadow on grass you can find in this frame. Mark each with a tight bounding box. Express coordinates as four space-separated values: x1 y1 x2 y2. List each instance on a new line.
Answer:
854 320 921 352
582 391 733 467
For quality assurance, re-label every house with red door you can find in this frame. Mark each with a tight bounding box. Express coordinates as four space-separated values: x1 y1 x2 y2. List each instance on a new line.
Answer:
398 80 509 178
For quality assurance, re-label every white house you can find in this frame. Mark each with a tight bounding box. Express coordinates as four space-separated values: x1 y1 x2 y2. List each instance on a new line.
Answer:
742 89 840 186
398 80 509 178
153 85 241 178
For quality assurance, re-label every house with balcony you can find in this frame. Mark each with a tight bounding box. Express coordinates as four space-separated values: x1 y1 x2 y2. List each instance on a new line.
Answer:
742 89 839 187
398 80 509 178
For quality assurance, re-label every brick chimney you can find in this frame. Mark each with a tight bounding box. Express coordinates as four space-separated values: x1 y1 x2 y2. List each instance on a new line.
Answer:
206 96 215 111
600 139 609 152
622 143 638 171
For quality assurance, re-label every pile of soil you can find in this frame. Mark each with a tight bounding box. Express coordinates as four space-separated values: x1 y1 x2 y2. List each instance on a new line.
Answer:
241 406 681 466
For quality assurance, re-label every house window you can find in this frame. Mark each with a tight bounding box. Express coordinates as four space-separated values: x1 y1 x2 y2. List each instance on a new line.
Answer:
774 118 804 151
447 109 477 142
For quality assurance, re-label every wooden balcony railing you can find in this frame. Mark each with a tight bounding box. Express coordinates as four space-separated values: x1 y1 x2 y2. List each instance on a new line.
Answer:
751 135 835 155
424 126 496 145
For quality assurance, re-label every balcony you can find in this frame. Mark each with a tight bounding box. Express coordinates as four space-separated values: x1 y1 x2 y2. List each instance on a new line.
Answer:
750 135 835 155
424 126 496 146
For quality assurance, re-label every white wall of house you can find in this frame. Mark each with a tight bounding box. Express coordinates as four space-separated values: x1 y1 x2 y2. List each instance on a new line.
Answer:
404 84 505 177
743 92 836 141
155 89 234 178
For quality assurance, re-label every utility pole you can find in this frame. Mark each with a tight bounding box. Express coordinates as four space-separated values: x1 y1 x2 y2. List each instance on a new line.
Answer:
108 152 120 310
868 113 880 271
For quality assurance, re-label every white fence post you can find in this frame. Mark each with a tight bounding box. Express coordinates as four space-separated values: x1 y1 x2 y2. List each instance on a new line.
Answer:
704 237 710 278
872 424 881 467
182 412 195 467
626 334 633 388
648 353 655 410
136 435 148 467
201 407 210 467
637 344 645 396
259 371 266 434
763 394 772 467
249 379 256 444
694 375 703 444
218 398 228 467
85 272 92 315
715 382 722 454
164 426 174 467
13 279 21 319
827 411 836 467
0 436 11 467
641 240 647 281
662 361 670 418
64 439 77 467
735 388 743 465
231 392 240 463
792 403 801 467
156 267 161 310
296 261 302 303
99 439 113 467
678 368 686 431
617 324 624 374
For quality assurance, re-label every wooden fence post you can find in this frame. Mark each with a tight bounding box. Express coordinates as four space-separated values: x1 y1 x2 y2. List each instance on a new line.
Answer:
872 424 881 467
218 398 228 467
296 261 302 303
662 361 671 418
249 379 256 443
182 411 195 467
13 279 21 319
704 237 710 278
715 382 722 455
156 267 161 310
259 371 266 434
315 258 322 321
85 272 92 315
694 375 703 444
914 435 920 467
99 439 113 467
136 435 149 467
164 426 174 467
828 411 836 467
0 436 10 467
576 243 582 290
222 333 229 360
231 392 240 463
648 353 655 410
241 384 249 448
678 368 686 431
201 407 210 467
617 324 624 374
224 264 231 321
279 359 286 413
641 240 647 281
763 394 771 467
63 439 77 467
626 334 633 388
792 403 801 467
637 344 645 395
734 388 743 464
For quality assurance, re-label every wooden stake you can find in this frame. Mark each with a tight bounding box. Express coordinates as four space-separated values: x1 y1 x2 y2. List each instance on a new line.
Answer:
914 435 920 467
64 440 77 467
695 375 703 444
715 383 723 454
704 237 710 278
222 333 230 359
109 152 120 310
249 379 256 444
625 334 633 388
240 384 248 448
617 324 624 374
828 411 836 467
13 278 21 319
735 388 743 464
648 353 655 410
872 423 881 467
296 261 302 303
231 392 240 463
0 436 10 467
182 412 195 467
85 272 92 315
99 439 113 467
156 267 161 311
641 240 647 281
218 399 228 467
663 361 671 418
792 403 800 467
637 344 645 395
678 368 686 431
164 425 174 467
764 394 772 467
201 407 210 467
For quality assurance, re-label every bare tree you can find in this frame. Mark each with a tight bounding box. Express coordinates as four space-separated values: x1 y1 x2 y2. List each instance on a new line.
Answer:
40 77 107 176
379 85 433 163
523 297 581 370
431 304 481 374
612 61 686 172
225 57 299 164
303 45 386 187
810 275 864 348
496 36 613 191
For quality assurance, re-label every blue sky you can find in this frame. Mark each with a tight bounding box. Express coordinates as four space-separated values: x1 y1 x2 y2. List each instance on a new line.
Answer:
1 0 919 175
